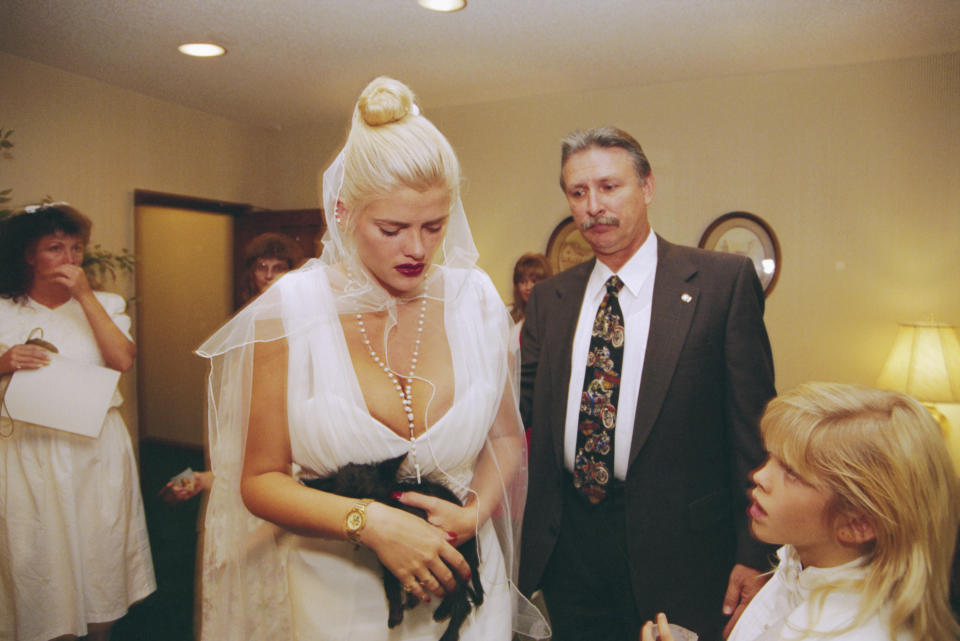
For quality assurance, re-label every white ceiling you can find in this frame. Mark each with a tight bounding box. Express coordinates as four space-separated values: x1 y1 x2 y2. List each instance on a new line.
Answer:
3 0 959 130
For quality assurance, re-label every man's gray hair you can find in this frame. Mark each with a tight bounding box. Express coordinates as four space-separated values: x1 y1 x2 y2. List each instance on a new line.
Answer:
559 127 652 191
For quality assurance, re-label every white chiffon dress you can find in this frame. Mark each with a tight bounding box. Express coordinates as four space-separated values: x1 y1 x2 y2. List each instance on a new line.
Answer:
282 266 511 641
727 545 913 641
0 293 156 641
198 263 543 641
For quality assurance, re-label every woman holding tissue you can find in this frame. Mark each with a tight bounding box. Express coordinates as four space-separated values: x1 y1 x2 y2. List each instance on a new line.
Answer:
0 203 155 641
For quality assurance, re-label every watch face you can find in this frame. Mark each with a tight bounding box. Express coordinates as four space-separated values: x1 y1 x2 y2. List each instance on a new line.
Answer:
346 511 364 530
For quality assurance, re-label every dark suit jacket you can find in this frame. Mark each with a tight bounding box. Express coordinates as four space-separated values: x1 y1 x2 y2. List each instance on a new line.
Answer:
519 236 776 639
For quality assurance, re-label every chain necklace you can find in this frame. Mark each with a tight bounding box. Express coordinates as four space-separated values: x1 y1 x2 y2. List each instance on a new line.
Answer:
356 294 428 483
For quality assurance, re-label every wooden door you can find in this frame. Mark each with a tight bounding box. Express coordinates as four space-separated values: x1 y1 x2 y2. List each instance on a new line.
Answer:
134 204 234 446
134 191 323 447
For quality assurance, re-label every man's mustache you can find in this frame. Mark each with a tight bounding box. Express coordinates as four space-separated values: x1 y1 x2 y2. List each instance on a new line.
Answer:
580 215 620 231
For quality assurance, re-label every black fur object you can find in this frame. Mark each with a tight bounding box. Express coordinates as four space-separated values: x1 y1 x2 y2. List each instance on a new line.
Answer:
303 455 484 641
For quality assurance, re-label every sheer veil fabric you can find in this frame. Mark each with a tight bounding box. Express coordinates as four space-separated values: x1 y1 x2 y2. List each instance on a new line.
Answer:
197 149 549 639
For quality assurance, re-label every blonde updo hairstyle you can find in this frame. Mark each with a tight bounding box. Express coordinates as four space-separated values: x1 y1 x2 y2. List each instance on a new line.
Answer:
338 77 461 239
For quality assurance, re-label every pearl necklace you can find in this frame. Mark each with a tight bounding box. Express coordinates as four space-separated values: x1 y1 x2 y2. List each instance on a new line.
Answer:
356 295 428 483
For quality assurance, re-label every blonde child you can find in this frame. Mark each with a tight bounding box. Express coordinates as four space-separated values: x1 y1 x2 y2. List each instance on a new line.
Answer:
642 382 960 641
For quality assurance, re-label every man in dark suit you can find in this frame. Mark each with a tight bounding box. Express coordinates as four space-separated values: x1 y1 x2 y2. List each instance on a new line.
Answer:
519 127 776 641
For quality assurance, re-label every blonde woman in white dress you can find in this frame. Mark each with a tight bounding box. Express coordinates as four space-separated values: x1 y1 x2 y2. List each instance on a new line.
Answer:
197 77 548 641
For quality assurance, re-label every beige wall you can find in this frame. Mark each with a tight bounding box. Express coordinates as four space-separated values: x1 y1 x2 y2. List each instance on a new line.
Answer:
4 50 958 421
1 53 275 258
1 52 277 439
263 120 345 209
431 54 960 393
262 53 960 393
430 54 960 389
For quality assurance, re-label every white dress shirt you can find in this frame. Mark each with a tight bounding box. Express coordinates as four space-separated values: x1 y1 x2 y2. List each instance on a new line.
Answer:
563 233 657 480
728 545 913 641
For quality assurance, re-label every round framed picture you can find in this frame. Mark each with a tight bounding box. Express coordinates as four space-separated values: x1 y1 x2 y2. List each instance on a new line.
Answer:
545 216 594 274
699 211 781 297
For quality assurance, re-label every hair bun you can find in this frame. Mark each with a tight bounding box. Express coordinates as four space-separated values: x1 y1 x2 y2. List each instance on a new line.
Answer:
357 77 418 126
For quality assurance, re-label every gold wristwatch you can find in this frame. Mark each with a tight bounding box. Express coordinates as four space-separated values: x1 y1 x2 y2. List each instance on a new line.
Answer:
345 498 374 543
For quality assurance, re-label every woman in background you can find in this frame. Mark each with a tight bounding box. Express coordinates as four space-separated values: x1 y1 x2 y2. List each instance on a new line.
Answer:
0 203 155 641
238 231 303 305
509 252 551 346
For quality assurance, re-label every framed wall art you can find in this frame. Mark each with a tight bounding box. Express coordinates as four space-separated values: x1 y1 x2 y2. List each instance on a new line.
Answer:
545 216 594 274
699 211 781 297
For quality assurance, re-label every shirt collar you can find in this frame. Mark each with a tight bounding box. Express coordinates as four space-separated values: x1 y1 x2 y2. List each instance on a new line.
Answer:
587 231 658 300
777 544 869 605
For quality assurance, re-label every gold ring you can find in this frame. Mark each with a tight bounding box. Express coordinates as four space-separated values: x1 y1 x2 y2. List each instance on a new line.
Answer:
403 583 416 593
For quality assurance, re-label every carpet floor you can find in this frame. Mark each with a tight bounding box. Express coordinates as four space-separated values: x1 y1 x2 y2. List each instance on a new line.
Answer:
112 440 205 641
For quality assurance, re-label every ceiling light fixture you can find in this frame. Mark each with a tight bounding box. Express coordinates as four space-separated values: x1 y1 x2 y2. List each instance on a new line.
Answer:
178 43 227 58
417 0 466 12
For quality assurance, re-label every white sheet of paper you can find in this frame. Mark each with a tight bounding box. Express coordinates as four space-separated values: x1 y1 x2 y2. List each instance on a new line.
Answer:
4 354 120 438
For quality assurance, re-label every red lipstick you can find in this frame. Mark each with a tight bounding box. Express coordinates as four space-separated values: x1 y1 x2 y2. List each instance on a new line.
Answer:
395 264 424 277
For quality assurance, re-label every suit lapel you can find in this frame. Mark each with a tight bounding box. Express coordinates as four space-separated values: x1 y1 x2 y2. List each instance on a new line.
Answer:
628 238 699 467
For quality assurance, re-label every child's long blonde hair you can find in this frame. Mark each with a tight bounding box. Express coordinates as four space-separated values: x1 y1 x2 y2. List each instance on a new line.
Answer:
761 382 960 641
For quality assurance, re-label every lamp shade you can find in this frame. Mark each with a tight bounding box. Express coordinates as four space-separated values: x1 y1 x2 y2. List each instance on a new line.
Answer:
877 323 960 403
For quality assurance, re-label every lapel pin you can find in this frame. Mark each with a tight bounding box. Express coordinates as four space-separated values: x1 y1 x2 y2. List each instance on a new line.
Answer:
681 293 693 303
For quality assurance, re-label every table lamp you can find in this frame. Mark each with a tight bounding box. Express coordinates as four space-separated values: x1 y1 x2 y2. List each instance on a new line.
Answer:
876 322 960 434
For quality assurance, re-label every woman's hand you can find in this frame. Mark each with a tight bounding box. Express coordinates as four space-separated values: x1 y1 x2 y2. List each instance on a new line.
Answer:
396 490 480 545
360 501 472 603
1 344 51 375
640 613 675 641
50 264 94 301
53 268 138 373
159 481 198 504
158 471 214 505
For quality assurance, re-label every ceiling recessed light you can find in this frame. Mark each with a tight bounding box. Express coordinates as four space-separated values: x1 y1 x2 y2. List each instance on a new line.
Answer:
178 43 227 58
417 0 466 12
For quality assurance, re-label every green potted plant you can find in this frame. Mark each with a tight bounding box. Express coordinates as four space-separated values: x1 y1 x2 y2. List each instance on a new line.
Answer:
83 244 136 291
